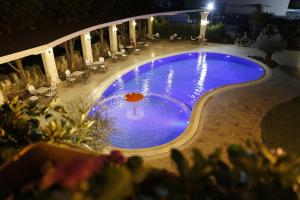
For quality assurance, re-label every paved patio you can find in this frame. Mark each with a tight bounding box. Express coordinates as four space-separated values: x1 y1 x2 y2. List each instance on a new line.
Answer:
57 40 300 170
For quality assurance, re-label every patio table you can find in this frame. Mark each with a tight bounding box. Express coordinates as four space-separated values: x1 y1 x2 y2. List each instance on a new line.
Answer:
35 87 50 94
114 52 124 57
72 71 85 77
93 60 104 65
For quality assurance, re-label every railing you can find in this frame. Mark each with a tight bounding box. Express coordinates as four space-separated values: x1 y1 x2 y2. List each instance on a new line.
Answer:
0 8 203 65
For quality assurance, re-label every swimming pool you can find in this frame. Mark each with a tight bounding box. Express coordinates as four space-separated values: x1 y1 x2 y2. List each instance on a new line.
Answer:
93 52 265 149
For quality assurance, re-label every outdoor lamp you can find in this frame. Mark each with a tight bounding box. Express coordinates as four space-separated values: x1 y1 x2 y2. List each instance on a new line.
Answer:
47 48 53 54
207 2 214 11
85 33 91 41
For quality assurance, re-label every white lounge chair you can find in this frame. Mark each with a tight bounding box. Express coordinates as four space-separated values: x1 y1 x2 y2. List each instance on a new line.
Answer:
98 57 107 71
147 34 155 40
155 33 160 38
120 49 128 57
65 69 76 82
170 35 175 41
86 60 97 70
85 60 98 70
27 85 36 94
108 51 120 62
191 36 197 41
45 81 57 98
134 48 141 55
99 57 105 64
27 85 39 102
85 60 92 66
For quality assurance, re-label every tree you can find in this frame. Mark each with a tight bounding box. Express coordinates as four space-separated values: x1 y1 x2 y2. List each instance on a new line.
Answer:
118 23 128 46
95 28 107 56
137 20 143 41
249 4 272 38
61 39 76 70
7 59 27 83
0 0 43 35
255 25 286 66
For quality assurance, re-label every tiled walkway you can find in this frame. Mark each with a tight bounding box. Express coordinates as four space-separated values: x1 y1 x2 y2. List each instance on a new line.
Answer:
57 40 300 170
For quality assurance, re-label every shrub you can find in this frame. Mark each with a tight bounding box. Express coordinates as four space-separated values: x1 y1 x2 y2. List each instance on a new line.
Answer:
0 97 101 163
154 19 199 39
154 19 229 43
13 141 300 200
255 25 286 66
206 23 226 43
64 97 113 151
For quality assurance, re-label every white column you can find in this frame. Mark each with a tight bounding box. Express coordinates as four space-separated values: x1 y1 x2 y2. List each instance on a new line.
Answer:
129 19 137 43
41 48 60 84
80 32 93 64
0 90 4 105
109 24 118 53
147 17 154 36
200 12 209 40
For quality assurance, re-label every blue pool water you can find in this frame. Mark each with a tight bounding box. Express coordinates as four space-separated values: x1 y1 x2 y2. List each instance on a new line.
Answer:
92 52 265 149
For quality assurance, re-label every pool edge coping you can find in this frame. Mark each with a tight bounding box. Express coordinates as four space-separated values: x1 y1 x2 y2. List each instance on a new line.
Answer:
91 49 271 160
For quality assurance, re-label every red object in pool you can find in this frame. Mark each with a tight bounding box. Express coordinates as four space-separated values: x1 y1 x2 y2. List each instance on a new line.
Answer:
124 93 144 102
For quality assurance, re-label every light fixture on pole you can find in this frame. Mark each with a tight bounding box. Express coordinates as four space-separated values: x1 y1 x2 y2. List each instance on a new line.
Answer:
47 48 53 54
207 2 214 11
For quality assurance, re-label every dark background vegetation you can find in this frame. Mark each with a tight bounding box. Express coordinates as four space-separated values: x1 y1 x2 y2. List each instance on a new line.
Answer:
289 0 300 9
0 0 208 57
0 0 173 35
0 0 208 36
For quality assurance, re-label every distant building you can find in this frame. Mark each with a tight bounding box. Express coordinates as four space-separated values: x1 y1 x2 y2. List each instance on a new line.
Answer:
215 0 300 16
287 0 300 19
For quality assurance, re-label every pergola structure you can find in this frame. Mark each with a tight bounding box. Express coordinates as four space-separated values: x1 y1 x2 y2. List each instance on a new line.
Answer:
0 8 212 103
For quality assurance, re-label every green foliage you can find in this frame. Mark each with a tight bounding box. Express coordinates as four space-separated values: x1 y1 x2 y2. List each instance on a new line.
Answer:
154 18 200 38
249 5 272 37
154 19 228 43
206 23 226 42
64 97 113 151
0 97 100 162
0 0 182 35
16 142 300 200
255 25 286 65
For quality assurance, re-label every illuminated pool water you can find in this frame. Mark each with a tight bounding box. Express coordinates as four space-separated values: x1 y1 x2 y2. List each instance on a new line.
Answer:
92 52 265 149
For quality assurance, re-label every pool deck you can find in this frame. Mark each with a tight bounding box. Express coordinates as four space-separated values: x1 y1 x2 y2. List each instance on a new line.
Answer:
57 40 300 170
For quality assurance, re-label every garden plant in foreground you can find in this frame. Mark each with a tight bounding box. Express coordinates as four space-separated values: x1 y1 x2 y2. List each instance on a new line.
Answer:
8 141 300 200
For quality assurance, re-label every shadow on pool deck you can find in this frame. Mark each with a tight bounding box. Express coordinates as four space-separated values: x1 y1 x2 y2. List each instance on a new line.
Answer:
261 96 300 154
